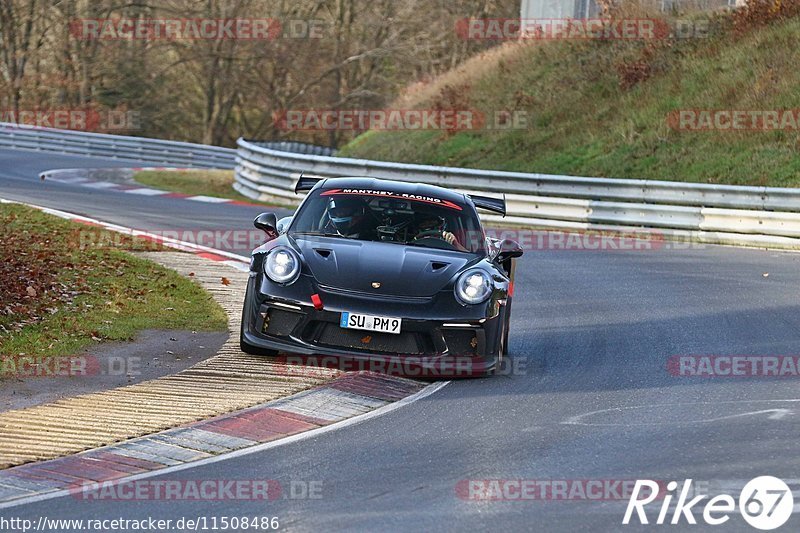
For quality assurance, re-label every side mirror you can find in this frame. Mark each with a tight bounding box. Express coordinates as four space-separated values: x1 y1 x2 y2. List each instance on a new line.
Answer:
276 216 292 235
495 238 523 264
254 212 278 240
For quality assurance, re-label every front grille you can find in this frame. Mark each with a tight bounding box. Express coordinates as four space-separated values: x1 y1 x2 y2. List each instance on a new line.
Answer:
263 308 303 337
316 324 422 355
442 329 478 356
317 284 432 304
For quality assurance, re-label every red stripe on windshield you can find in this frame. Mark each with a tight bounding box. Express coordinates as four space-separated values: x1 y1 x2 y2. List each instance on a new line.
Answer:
320 189 463 211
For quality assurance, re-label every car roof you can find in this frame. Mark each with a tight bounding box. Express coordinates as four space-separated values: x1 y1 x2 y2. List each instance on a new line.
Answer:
316 177 469 206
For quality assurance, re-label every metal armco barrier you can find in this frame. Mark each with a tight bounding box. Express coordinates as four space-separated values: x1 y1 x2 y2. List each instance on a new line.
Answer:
247 139 336 157
235 137 800 247
2 123 798 247
0 122 236 169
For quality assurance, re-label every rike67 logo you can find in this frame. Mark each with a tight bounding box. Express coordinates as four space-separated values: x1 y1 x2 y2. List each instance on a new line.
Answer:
623 477 793 530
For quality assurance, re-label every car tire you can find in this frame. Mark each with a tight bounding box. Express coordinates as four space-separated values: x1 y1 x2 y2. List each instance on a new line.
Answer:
488 317 505 377
502 298 512 357
492 340 504 377
488 301 512 376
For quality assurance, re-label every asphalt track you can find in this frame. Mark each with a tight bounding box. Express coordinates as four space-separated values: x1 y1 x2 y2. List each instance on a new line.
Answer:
2 148 800 532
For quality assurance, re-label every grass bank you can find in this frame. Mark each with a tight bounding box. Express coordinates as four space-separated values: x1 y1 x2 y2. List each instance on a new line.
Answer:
340 4 800 187
0 204 227 359
134 169 282 205
135 169 240 199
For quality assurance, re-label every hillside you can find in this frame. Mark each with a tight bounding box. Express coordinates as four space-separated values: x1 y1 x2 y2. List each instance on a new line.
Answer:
339 4 800 187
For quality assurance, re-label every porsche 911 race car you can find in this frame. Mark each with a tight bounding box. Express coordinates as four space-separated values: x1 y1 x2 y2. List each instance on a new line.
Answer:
240 176 522 377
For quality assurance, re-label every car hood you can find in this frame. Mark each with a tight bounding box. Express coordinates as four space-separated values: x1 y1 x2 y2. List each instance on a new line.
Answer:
292 236 478 297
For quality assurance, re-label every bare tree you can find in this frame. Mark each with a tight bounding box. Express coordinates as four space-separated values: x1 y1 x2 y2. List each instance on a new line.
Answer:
0 0 518 144
0 0 41 114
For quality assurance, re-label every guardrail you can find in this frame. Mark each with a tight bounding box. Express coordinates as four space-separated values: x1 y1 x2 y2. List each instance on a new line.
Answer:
0 123 236 169
235 138 800 247
2 123 797 247
246 139 336 157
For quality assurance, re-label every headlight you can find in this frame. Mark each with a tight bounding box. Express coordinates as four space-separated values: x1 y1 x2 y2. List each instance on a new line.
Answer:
454 269 493 305
264 247 301 285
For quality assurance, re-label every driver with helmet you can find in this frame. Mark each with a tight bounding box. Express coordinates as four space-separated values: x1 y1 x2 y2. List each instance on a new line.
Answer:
413 214 467 251
325 196 376 239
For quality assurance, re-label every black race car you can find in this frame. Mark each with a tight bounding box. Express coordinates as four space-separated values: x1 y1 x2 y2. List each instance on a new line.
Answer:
240 177 522 377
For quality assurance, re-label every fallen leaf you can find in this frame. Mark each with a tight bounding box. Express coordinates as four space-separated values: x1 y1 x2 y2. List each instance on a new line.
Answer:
26 286 36 297
221 277 230 286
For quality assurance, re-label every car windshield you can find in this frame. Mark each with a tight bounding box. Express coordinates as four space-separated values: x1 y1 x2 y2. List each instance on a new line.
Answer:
290 187 485 253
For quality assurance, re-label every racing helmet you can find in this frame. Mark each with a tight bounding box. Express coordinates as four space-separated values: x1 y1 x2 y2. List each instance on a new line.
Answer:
417 213 446 233
328 196 366 233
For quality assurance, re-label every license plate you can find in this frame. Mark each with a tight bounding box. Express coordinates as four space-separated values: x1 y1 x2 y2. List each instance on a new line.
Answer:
340 312 402 335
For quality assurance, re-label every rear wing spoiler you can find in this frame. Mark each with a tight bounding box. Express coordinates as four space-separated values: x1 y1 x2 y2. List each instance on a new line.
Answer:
294 175 324 193
469 194 506 216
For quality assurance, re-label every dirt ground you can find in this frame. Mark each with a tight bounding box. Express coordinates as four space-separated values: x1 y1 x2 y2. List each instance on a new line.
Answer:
0 329 227 411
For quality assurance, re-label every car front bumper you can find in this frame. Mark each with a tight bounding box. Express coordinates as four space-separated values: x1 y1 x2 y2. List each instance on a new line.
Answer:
241 273 504 378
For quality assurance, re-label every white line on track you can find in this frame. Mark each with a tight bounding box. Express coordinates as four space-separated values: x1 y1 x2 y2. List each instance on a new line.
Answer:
187 195 232 203
123 187 170 196
81 181 119 189
564 399 800 426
